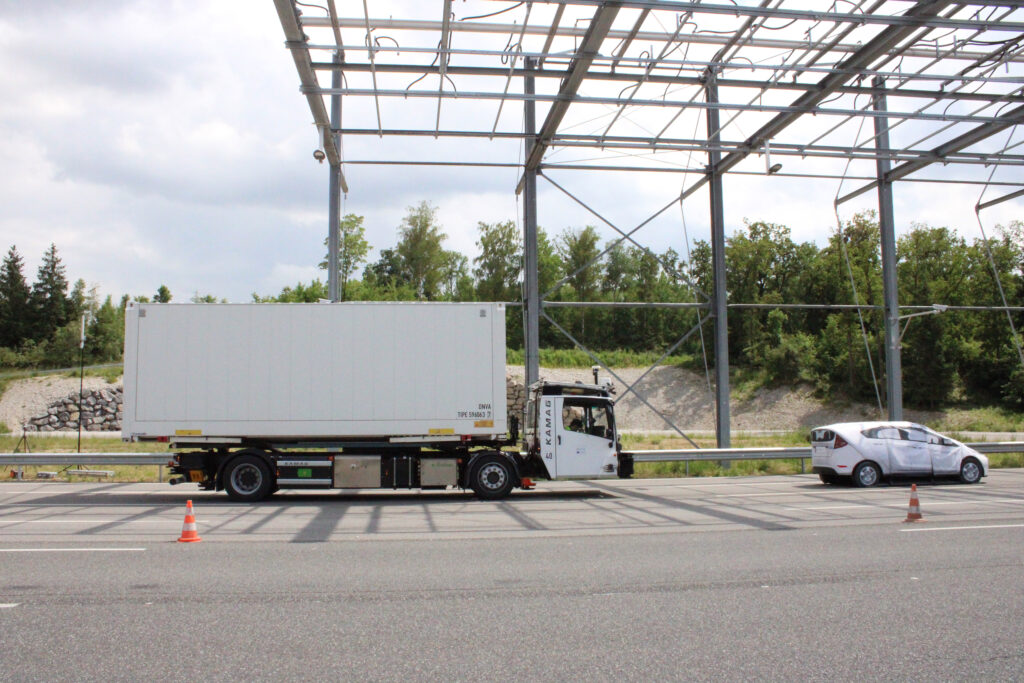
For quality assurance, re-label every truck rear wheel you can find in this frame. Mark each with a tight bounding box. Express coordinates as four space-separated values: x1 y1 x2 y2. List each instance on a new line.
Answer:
223 454 273 502
470 454 515 501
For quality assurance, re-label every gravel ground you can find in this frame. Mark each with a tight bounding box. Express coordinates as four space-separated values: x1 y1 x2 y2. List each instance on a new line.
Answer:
0 375 120 434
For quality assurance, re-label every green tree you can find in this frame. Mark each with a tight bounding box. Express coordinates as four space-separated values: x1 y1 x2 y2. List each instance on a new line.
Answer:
67 278 87 321
252 279 329 303
154 285 172 303
395 201 448 300
0 246 33 347
556 226 603 342
85 295 124 362
30 243 70 341
474 220 521 302
320 213 370 301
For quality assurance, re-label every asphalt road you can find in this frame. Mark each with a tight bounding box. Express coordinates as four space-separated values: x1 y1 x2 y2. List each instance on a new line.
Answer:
2 472 1023 681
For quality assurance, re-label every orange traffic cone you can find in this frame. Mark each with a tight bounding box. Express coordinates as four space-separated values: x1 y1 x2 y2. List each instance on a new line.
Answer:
904 484 924 523
177 499 202 542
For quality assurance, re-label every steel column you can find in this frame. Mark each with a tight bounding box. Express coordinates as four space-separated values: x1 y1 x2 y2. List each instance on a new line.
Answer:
873 76 902 420
523 57 540 388
705 69 730 449
327 51 342 301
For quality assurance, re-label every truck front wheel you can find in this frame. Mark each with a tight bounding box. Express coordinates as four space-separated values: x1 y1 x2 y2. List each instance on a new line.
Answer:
223 454 273 502
470 454 515 500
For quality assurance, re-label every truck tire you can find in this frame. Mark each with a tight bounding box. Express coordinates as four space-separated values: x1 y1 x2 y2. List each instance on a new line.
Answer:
223 454 273 502
469 454 515 501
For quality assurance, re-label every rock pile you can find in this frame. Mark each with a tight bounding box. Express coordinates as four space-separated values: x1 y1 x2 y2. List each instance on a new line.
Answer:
506 376 526 423
22 386 123 433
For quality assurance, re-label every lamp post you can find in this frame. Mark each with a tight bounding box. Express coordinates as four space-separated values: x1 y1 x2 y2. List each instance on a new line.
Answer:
77 313 90 453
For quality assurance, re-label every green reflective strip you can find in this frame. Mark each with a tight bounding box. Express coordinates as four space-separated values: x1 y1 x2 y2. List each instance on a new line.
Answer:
297 468 312 478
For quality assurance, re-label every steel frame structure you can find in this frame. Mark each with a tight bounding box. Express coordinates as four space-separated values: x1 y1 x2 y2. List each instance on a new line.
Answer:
273 0 1024 446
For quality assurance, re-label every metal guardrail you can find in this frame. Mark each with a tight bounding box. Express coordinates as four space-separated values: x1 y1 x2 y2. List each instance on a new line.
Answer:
0 442 1019 468
0 453 170 466
628 442 1023 463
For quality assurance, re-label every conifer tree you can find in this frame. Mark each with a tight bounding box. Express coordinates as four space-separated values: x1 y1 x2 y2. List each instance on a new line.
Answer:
30 243 70 341
0 246 32 347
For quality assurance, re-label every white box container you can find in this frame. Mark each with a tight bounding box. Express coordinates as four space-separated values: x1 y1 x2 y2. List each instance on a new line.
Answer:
121 302 507 441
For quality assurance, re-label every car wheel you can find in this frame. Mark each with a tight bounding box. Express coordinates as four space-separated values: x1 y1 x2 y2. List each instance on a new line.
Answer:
959 458 982 484
223 454 273 502
470 454 515 500
853 461 881 488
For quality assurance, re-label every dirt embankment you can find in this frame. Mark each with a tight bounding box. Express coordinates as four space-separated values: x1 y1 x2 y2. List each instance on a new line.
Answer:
0 366 940 435
506 365 941 432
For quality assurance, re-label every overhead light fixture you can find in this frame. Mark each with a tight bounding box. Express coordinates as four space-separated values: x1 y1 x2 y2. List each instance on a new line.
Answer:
764 140 782 175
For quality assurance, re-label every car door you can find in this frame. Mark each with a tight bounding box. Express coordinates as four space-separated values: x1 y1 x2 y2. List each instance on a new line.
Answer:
926 430 960 474
890 427 932 474
859 426 898 473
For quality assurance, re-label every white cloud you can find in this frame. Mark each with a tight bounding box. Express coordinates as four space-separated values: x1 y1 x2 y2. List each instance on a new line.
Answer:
0 1 1019 307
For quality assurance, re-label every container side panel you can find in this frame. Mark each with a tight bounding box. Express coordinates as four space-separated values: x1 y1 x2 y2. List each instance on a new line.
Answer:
308 307 334 421
136 306 181 421
371 305 396 421
248 306 272 421
288 306 313 420
128 303 507 438
347 305 375 421
121 305 139 433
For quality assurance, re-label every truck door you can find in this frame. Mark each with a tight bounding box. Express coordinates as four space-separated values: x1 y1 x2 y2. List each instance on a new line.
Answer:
552 396 617 479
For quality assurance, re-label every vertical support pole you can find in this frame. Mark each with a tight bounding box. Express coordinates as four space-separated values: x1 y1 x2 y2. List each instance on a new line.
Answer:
523 57 540 389
327 51 343 302
873 76 902 420
705 69 731 449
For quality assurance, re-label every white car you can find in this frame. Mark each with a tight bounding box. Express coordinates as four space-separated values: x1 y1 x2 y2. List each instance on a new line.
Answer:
811 421 988 487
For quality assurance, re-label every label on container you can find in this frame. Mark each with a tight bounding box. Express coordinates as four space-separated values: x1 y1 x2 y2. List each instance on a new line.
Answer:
429 428 455 435
175 429 202 436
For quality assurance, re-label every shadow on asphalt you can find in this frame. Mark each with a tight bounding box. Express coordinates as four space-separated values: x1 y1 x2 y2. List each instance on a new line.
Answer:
0 486 613 509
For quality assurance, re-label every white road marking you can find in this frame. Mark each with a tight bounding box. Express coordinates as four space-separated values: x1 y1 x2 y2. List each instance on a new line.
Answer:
790 498 1024 511
0 603 20 608
0 548 146 552
0 520 168 524
712 492 803 498
901 523 1024 533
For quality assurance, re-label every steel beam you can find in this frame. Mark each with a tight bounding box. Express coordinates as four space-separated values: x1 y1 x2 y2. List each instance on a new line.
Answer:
327 52 342 302
538 1 1024 33
681 0 955 202
273 0 347 189
304 17 1022 64
317 61 1024 104
873 77 903 421
837 102 1024 204
523 2 621 173
705 70 730 450
523 58 540 390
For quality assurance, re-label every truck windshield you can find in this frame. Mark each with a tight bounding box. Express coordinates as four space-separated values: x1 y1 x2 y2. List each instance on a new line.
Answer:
562 398 614 439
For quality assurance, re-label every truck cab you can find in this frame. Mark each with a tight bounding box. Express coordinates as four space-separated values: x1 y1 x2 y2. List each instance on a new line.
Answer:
523 381 631 480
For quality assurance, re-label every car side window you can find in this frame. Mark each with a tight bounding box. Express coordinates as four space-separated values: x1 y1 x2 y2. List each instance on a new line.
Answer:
905 428 929 443
866 426 901 440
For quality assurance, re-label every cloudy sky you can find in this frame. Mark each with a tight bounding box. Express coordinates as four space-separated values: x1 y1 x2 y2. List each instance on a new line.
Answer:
1 1 1020 303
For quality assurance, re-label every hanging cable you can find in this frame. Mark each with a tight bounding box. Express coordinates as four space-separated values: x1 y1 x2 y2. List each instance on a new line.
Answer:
974 125 1024 371
833 113 884 416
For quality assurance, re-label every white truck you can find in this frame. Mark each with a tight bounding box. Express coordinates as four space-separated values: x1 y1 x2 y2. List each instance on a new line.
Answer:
122 302 633 501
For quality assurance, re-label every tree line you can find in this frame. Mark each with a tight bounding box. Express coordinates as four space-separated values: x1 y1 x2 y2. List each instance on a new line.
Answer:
2 201 1021 409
